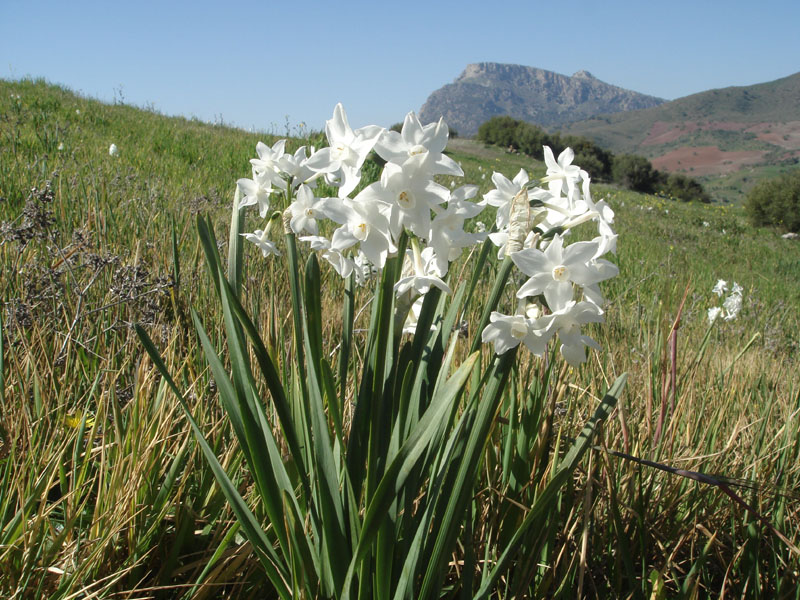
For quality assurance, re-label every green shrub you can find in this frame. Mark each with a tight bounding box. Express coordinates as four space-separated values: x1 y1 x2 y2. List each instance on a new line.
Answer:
476 115 523 148
612 154 658 193
745 169 800 231
477 117 613 180
661 173 712 203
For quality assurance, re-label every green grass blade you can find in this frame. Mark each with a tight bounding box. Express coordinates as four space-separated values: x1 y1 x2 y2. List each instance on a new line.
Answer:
473 373 627 600
135 324 292 599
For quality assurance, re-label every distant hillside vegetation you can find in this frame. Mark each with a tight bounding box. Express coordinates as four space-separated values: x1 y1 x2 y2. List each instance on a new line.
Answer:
560 72 800 202
419 63 664 137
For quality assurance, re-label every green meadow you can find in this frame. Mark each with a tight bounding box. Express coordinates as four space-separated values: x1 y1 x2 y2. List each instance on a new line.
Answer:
2 78 799 598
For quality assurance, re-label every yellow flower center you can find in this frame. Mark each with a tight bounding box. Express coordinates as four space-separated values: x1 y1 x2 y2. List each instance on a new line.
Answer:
552 265 569 281
398 190 415 209
510 318 528 339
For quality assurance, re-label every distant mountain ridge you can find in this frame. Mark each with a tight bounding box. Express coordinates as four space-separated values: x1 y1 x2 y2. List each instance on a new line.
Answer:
419 62 665 136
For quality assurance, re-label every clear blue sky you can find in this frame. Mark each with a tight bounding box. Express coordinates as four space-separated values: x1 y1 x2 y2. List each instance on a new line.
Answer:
2 0 798 133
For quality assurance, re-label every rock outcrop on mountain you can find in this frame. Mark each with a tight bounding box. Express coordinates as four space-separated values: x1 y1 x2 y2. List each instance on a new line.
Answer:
419 62 665 137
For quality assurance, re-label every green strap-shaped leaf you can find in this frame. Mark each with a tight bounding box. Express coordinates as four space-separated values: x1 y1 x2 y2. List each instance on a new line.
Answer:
340 351 480 599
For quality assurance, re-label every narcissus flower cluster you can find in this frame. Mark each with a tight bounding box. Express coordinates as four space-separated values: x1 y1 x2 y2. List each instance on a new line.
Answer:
481 147 618 365
708 279 743 323
236 105 619 366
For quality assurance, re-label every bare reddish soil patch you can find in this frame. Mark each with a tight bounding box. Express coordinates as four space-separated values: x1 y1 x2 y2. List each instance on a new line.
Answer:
651 146 767 176
642 122 698 146
750 121 800 149
642 121 800 150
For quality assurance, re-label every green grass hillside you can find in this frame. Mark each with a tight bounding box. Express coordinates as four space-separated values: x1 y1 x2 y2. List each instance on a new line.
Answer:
2 78 800 598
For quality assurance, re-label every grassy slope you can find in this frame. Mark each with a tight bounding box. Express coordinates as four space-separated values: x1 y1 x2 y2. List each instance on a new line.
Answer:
2 79 800 597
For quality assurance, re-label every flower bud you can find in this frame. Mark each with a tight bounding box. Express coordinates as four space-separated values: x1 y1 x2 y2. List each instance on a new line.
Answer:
505 188 530 255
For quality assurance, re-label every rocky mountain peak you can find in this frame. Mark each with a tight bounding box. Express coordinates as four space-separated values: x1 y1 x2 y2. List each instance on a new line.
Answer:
419 62 664 137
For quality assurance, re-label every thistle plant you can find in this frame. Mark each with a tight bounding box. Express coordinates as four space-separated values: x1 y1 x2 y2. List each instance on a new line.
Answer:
138 104 626 598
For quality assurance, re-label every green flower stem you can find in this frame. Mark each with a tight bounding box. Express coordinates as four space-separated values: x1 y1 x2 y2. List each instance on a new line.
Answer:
469 254 515 355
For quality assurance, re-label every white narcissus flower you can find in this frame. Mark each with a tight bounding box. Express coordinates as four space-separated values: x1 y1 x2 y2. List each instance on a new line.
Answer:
250 139 287 188
278 145 317 189
712 279 728 297
300 234 355 278
237 170 274 217
305 103 383 198
708 306 722 323
541 146 581 197
323 195 395 269
547 301 605 366
375 112 462 177
512 234 617 312
109 143 119 156
394 240 452 298
481 311 553 356
579 176 616 242
288 184 326 235
428 185 486 275
484 169 529 229
241 228 281 258
359 161 449 240
722 292 742 321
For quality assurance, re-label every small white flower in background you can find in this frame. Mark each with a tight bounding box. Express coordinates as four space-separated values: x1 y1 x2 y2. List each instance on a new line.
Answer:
722 292 742 321
475 221 486 233
75 109 80 115
709 279 744 322
702 221 710 228
109 143 119 156
57 142 64 151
